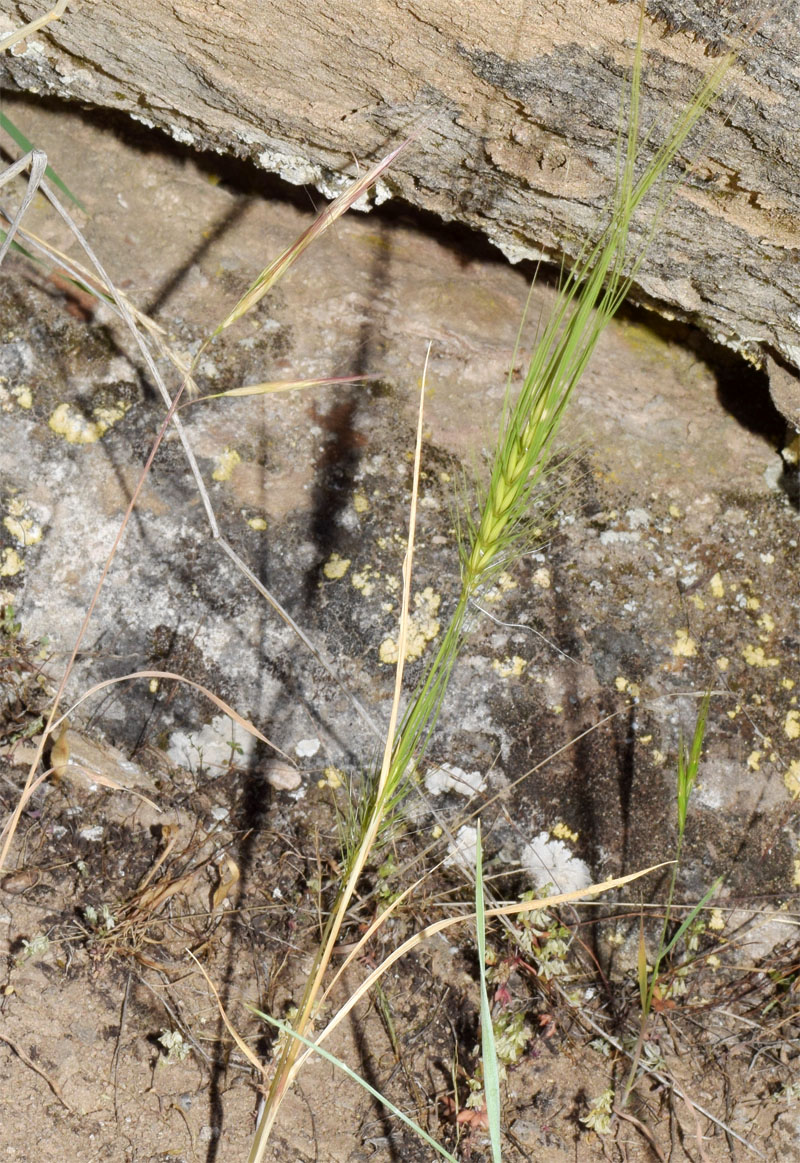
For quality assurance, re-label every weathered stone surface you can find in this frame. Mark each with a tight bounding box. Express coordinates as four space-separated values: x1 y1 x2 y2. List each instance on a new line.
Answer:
2 0 800 389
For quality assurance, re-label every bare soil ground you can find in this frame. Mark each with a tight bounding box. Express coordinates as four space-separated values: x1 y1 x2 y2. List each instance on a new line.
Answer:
0 93 799 1162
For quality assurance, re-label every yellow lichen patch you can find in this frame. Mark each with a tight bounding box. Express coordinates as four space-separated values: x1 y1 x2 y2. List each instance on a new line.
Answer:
492 655 527 679
353 492 369 514
668 503 682 518
379 587 441 664
351 567 377 597
758 612 775 633
247 517 267 531
12 385 32 409
323 553 351 580
3 514 42 546
716 656 729 671
651 749 666 766
615 676 628 692
532 567 551 588
431 824 443 840
672 629 697 658
782 678 795 690
709 572 725 598
552 821 579 843
149 678 159 694
48 399 130 444
747 751 762 771
784 760 800 799
49 402 104 444
378 638 398 664
0 548 24 576
211 446 241 481
742 644 780 668
785 710 800 740
690 594 706 610
794 857 800 889
746 596 761 611
318 766 345 790
485 570 519 603
93 403 129 430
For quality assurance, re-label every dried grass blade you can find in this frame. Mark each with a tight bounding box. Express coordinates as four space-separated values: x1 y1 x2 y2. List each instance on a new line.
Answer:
214 138 409 335
292 863 668 1082
188 951 265 1075
49 669 291 761
186 375 365 405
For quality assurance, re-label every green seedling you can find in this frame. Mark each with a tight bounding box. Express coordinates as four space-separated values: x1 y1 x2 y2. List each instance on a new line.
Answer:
475 822 503 1162
623 691 721 1103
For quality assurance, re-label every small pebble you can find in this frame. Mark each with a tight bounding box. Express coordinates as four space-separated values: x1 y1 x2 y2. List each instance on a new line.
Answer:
264 761 302 791
1 868 40 894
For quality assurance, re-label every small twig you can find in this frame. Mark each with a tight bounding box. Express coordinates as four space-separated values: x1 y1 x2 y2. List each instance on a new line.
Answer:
111 973 132 1123
613 1106 667 1162
0 1030 73 1111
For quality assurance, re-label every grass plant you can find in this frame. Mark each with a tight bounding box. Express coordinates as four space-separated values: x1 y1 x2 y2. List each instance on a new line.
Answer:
474 823 503 1162
247 19 735 1160
0 3 752 1159
622 692 723 1105
196 34 744 1163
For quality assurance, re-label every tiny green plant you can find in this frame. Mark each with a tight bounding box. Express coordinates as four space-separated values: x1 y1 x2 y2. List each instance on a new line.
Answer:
157 1028 191 1063
623 691 722 1104
0 604 21 638
475 822 503 1162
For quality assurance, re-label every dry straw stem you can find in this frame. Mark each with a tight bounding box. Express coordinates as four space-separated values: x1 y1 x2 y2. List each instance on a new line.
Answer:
0 0 68 53
248 349 432 1159
220 866 665 1140
0 668 290 869
0 147 397 737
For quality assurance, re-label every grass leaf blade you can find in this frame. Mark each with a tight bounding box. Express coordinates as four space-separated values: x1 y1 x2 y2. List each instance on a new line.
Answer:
475 823 503 1162
0 111 86 210
250 1009 459 1163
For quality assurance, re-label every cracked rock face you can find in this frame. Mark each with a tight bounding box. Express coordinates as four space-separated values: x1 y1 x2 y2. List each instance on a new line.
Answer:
2 1 800 391
0 93 798 959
